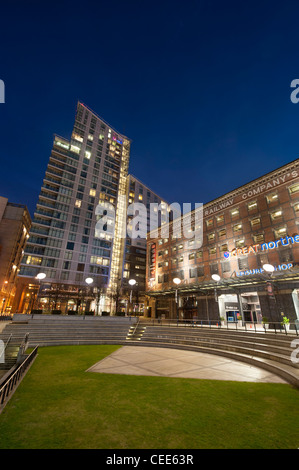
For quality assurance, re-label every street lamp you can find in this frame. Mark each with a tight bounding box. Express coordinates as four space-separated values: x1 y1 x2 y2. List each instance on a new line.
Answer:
211 273 222 324
128 279 136 315
85 277 94 314
262 264 277 324
85 277 94 285
34 272 46 311
36 272 46 281
173 278 181 324
263 264 275 273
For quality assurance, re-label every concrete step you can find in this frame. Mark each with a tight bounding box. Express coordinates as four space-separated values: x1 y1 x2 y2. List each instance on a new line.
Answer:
142 331 293 355
140 334 298 369
127 340 299 388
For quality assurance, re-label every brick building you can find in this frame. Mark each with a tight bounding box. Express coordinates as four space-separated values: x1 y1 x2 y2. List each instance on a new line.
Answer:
145 159 299 325
0 197 31 313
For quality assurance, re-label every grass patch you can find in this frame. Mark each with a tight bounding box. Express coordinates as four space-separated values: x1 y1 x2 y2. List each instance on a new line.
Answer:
0 345 298 449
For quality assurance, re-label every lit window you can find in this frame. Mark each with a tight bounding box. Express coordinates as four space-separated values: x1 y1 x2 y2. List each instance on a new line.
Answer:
138 194 143 201
253 233 264 243
231 209 239 218
274 227 287 237
72 133 83 142
288 183 299 195
85 151 91 159
55 139 69 149
75 200 82 208
235 239 245 248
206 219 213 227
248 201 257 211
270 210 282 221
70 145 80 154
250 217 261 227
233 224 242 232
89 189 96 197
266 193 278 203
218 229 226 237
26 256 42 265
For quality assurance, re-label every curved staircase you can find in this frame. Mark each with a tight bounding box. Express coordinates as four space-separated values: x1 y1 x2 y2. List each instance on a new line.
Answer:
125 323 299 388
1 315 299 388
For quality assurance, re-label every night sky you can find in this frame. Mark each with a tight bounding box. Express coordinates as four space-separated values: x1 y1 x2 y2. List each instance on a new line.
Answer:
1 0 299 216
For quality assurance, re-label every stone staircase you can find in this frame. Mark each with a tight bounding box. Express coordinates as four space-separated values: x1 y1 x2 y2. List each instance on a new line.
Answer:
126 321 146 341
126 323 299 388
2 315 299 388
0 334 26 376
1 314 136 348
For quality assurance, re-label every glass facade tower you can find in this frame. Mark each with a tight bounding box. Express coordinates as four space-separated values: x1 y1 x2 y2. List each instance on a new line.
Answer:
18 102 131 313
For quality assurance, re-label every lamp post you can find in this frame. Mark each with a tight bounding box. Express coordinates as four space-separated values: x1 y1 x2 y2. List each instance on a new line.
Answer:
129 279 136 315
173 277 181 324
211 274 221 325
211 274 220 302
85 277 94 314
262 264 277 325
34 272 46 311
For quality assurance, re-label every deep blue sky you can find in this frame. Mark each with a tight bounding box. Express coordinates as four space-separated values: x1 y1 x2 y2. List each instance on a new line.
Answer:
1 0 299 216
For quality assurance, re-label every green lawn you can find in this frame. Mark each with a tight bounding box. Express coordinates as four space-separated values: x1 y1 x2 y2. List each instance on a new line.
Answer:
0 345 298 449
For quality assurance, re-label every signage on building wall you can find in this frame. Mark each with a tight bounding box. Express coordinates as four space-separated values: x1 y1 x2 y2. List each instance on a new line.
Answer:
236 263 293 277
204 168 298 216
150 243 156 278
225 302 249 310
266 281 275 299
0 80 4 104
224 234 299 259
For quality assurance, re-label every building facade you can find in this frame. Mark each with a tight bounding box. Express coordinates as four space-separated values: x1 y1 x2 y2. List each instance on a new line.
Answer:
16 102 131 314
146 159 299 325
0 197 31 313
120 175 167 313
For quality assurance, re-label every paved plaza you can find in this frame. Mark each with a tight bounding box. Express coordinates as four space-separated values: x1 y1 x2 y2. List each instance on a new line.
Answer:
87 345 287 384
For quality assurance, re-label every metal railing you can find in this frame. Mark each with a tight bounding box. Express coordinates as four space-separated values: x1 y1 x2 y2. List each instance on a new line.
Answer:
0 315 12 322
0 346 38 412
141 318 299 335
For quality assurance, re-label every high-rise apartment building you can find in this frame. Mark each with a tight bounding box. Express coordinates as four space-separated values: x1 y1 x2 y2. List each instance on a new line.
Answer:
0 197 31 313
16 102 131 314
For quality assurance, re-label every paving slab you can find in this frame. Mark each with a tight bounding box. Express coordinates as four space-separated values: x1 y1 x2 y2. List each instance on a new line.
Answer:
86 346 287 384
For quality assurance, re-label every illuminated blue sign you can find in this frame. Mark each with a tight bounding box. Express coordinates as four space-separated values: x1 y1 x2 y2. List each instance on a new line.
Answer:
236 263 293 277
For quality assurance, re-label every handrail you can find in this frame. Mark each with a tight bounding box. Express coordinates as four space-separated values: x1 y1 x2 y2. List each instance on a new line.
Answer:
141 318 299 335
0 346 38 412
131 318 140 337
0 315 12 322
4 334 12 350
